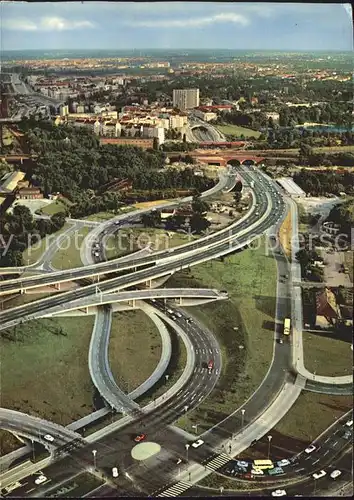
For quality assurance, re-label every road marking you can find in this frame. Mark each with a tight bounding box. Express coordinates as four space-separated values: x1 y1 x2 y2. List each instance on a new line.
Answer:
295 468 305 473
332 440 338 446
323 450 329 456
199 396 203 401
312 459 320 465
324 437 330 443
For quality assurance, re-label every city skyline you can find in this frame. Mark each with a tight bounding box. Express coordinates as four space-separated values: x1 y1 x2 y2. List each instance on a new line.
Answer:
1 2 352 52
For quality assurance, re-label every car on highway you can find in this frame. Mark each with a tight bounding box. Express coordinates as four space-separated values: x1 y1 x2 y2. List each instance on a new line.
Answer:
330 470 342 479
276 459 290 467
312 470 326 480
44 434 54 442
305 444 316 454
345 419 353 427
277 339 284 344
191 439 204 448
271 490 287 497
134 433 146 443
343 429 352 439
112 467 119 477
35 475 47 485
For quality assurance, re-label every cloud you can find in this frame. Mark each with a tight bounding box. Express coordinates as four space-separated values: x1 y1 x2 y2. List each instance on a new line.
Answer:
3 16 96 32
129 12 249 28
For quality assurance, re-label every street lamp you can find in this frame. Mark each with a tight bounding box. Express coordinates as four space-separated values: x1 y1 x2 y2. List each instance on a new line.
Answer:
220 486 224 495
192 424 198 435
185 443 190 463
92 449 97 469
241 408 246 430
267 435 272 459
165 374 169 384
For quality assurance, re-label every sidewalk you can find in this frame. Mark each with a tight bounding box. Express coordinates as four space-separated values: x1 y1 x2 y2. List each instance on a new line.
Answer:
289 198 353 386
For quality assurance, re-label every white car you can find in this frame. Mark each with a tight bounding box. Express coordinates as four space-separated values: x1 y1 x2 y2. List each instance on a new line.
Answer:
312 470 326 480
272 490 287 497
191 439 204 448
251 469 264 475
305 444 316 454
44 434 54 442
34 475 47 485
330 470 342 479
112 467 119 478
277 459 290 467
237 460 248 468
345 419 353 428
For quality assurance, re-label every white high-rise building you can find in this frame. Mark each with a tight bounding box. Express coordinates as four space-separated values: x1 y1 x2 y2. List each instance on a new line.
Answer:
173 88 200 110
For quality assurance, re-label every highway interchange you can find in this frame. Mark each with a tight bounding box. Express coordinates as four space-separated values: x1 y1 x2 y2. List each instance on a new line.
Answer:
0 162 352 497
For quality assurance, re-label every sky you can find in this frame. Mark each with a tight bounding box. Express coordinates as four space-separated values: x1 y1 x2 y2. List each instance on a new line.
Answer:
1 2 353 52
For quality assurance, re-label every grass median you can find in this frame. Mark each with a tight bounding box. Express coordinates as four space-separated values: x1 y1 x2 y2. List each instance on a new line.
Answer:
22 222 72 265
51 226 92 269
171 237 277 434
108 310 162 393
105 228 200 260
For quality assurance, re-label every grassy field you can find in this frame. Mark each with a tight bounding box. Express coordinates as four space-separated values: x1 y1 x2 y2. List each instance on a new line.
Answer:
215 124 261 138
134 199 173 209
84 207 136 222
303 331 352 376
39 199 70 216
0 317 96 426
171 238 277 433
105 228 200 260
46 472 104 498
51 226 92 269
22 222 72 265
0 430 24 456
108 310 162 393
279 209 292 259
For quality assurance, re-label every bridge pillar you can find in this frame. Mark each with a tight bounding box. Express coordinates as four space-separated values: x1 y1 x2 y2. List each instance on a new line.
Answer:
55 282 61 291
179 297 183 305
146 279 152 288
129 299 136 308
86 306 89 314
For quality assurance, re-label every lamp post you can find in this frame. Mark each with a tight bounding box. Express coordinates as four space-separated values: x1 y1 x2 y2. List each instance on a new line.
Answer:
192 424 198 435
92 449 97 469
165 374 169 384
185 443 190 463
241 408 245 431
267 435 272 459
220 486 224 496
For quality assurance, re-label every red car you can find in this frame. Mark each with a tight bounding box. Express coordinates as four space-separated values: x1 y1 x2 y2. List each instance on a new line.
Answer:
134 433 146 443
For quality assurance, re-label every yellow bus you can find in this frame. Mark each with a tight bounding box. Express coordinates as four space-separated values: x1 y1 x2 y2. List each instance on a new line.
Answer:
253 459 274 470
283 318 291 335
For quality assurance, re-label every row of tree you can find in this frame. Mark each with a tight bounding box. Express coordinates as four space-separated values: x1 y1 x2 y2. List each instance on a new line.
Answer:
0 205 66 267
293 169 354 196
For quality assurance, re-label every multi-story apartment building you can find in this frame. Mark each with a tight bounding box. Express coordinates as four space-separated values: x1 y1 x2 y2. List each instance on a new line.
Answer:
172 88 200 110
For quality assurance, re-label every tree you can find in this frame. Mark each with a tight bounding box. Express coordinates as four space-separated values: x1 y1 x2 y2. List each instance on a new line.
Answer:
192 194 209 214
189 214 211 234
50 212 66 231
234 191 242 204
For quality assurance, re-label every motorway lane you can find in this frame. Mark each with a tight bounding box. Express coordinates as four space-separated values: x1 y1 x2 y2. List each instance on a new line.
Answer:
0 174 285 330
0 168 279 295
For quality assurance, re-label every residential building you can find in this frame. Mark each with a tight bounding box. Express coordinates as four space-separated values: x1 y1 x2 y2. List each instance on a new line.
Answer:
173 88 200 110
16 187 43 200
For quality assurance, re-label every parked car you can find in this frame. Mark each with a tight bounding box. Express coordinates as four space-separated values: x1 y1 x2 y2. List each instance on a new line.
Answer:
112 467 119 477
277 459 290 467
312 470 326 480
345 419 353 428
272 490 287 497
44 434 54 442
236 460 249 468
251 469 264 475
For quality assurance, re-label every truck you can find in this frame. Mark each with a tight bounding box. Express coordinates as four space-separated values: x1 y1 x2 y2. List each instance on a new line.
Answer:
283 318 291 336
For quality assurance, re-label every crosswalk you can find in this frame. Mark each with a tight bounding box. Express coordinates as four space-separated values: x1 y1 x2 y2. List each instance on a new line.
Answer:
156 453 231 497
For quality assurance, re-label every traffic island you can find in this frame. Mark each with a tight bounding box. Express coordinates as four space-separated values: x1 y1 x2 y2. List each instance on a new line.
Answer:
131 442 161 461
